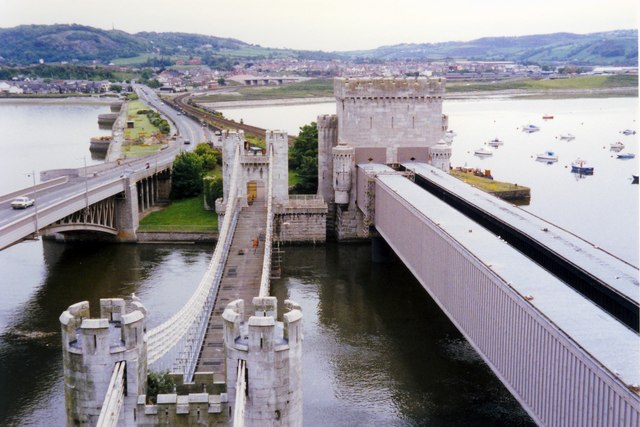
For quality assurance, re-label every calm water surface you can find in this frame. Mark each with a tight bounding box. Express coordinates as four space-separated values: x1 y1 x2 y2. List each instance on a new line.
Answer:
0 98 636 425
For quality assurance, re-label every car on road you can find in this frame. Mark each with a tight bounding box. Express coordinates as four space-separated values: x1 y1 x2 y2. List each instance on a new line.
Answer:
11 196 35 209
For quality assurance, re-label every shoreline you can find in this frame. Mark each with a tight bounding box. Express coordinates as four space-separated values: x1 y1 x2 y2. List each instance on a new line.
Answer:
198 87 637 109
0 96 116 105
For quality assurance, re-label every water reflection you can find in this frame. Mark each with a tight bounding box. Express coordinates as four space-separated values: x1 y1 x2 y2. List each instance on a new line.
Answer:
273 244 534 426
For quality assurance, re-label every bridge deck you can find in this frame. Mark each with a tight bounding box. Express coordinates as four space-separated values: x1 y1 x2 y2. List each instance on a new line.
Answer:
196 202 267 374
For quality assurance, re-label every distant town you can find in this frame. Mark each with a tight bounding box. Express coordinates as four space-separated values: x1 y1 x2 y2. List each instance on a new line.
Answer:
1 57 637 96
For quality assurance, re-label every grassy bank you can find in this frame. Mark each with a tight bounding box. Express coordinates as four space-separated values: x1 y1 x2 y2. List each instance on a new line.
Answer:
195 79 334 103
450 169 530 199
123 100 168 157
446 75 638 93
195 75 637 103
139 196 218 232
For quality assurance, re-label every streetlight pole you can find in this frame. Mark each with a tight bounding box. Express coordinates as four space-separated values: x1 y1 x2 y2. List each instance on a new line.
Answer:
83 156 89 216
29 170 39 238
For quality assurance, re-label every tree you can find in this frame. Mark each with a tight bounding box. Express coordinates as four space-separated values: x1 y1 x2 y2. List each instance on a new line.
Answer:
194 143 218 170
217 77 226 86
289 122 318 194
146 371 175 404
171 152 204 199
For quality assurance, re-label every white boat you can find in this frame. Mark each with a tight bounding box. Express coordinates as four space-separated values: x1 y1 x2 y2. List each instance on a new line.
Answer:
616 152 635 159
536 151 558 162
487 138 503 147
622 129 636 135
522 124 540 133
474 147 493 156
610 141 625 150
559 133 575 140
443 130 456 143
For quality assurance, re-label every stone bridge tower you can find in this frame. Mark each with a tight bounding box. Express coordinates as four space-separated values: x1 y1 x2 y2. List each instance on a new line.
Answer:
59 298 147 426
223 297 303 426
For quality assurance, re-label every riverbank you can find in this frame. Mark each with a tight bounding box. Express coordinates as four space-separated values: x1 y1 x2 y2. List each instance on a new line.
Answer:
0 96 116 105
195 86 637 110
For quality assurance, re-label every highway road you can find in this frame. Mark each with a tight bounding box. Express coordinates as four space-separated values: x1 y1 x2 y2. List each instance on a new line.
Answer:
0 85 212 248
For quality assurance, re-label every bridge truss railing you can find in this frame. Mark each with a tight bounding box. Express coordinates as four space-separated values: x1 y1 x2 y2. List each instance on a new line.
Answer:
96 361 126 427
146 145 242 381
258 145 275 298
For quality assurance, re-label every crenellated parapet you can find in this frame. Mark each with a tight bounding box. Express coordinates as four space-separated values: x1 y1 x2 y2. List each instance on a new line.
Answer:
135 392 229 426
223 297 303 426
334 77 445 99
60 297 148 426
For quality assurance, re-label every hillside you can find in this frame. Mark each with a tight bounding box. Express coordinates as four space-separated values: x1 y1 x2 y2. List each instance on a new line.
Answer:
344 30 638 66
0 24 636 66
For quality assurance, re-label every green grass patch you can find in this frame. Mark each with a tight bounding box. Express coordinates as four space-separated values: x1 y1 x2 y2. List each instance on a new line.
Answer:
139 196 218 232
288 170 301 186
450 169 529 193
194 79 334 102
447 75 638 93
122 100 168 156
111 54 156 66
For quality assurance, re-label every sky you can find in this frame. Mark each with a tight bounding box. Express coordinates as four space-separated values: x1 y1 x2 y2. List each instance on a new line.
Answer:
1 0 638 52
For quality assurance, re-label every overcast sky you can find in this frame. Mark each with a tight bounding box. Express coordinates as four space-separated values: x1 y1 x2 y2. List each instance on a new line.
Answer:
1 0 638 51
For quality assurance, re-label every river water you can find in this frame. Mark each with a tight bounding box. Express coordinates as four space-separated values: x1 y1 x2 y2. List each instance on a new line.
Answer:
0 97 637 425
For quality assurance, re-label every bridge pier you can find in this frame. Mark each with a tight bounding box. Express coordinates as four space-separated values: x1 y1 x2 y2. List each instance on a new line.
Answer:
116 178 139 242
371 232 394 263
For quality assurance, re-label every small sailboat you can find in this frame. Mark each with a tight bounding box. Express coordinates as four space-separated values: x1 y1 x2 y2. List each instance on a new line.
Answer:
610 141 625 150
622 129 636 135
522 124 540 133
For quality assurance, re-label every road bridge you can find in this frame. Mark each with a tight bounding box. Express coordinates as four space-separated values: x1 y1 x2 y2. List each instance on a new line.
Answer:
363 162 639 426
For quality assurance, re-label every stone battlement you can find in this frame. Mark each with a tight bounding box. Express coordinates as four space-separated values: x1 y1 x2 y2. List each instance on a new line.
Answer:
334 77 445 99
135 392 229 426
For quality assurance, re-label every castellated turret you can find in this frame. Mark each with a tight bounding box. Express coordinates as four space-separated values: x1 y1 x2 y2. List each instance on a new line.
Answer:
332 143 355 205
429 141 452 172
223 297 303 427
59 297 147 426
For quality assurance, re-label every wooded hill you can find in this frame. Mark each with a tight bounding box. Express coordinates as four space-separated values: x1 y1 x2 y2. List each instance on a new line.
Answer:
0 24 636 66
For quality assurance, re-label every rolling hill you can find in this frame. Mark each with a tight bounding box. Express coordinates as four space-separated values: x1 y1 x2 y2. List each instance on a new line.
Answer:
0 24 636 66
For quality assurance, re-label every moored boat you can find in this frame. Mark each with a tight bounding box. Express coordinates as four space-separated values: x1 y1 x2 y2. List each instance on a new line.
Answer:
522 124 540 133
487 138 503 147
610 141 625 150
474 147 493 156
536 151 558 162
542 114 554 120
616 152 635 159
571 158 594 175
622 129 636 135
559 133 575 140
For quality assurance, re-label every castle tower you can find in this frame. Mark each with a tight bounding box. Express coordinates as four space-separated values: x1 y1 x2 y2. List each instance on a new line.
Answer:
59 297 147 426
220 130 244 204
266 130 289 205
223 297 303 426
317 114 338 203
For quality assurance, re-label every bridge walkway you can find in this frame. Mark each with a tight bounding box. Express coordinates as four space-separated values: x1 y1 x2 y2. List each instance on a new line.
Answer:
196 201 267 375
